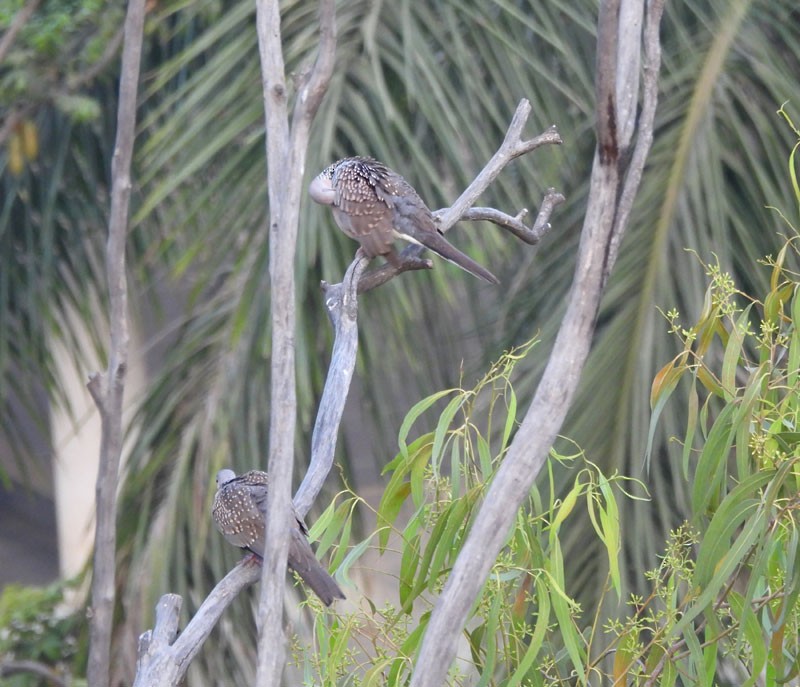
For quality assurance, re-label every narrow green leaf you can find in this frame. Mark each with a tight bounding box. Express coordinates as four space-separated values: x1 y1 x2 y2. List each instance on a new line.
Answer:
692 403 737 516
597 475 621 597
729 591 766 687
613 628 640 685
476 432 492 481
431 392 466 474
677 502 769 637
546 537 585 682
328 509 353 571
732 363 766 481
506 576 550 687
450 439 463 498
501 386 518 455
383 432 434 475
311 499 351 556
702 624 718 686
552 477 581 533
409 502 454 602
363 658 394 687
644 645 678 687
377 481 411 551
399 530 422 607
694 470 774 586
682 375 700 480
682 624 706 686
721 305 753 399
336 533 375 588
428 494 474 592
788 284 800 389
475 591 502 687
387 612 430 686
398 389 458 460
646 358 685 472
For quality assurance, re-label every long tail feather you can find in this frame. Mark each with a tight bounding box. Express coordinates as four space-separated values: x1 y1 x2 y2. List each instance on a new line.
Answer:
415 231 500 284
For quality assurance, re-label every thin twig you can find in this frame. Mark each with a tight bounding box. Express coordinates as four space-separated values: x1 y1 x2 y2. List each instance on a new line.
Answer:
355 254 434 294
438 115 561 230
452 188 566 245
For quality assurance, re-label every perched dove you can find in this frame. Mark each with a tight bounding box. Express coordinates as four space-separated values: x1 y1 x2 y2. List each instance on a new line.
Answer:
309 156 499 284
212 468 344 606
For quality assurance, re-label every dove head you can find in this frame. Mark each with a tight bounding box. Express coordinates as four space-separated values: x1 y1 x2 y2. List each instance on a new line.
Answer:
216 468 237 489
308 164 336 205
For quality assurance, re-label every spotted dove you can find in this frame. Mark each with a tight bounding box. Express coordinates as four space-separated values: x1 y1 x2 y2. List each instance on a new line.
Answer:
309 156 499 284
212 469 345 606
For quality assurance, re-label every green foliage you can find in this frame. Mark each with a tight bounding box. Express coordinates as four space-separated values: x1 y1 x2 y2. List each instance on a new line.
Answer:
296 210 800 683
0 0 124 113
0 579 86 686
289 342 644 686
641 150 800 682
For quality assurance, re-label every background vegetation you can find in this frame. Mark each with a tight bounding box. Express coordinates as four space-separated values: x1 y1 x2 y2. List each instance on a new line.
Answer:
1 0 799 684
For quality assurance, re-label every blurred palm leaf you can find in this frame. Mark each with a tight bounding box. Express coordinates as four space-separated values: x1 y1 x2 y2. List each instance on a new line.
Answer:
1 106 113 478
3 0 800 683
557 0 799 599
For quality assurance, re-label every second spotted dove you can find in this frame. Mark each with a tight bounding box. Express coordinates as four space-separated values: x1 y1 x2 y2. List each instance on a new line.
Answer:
212 468 345 606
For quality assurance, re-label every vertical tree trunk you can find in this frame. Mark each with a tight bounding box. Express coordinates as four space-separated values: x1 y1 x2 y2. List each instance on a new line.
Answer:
86 0 147 684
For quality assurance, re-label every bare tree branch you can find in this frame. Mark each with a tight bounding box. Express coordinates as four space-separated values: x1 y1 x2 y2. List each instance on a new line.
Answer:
253 1 336 686
0 660 67 687
253 0 294 676
293 254 367 517
451 188 566 245
595 0 621 167
438 115 561 230
355 253 435 294
131 565 261 687
609 0 665 274
408 1 666 685
287 0 336 176
86 0 146 684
